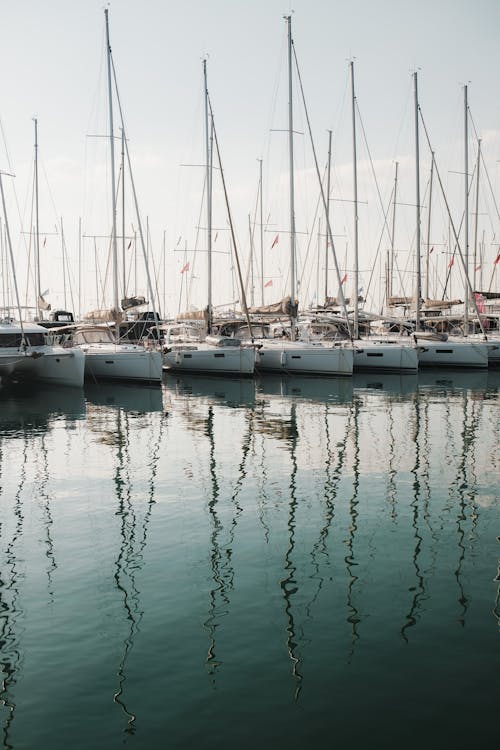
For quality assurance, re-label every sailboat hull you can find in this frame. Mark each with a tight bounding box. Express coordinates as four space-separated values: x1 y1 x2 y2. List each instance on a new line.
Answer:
256 342 353 376
163 344 255 376
82 345 163 383
353 341 419 372
416 340 489 368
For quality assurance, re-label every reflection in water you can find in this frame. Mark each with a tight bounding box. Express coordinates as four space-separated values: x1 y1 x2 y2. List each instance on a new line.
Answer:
307 403 351 617
0 437 28 750
37 435 57 603
106 401 168 735
204 404 252 681
401 396 426 642
279 402 302 699
344 398 361 656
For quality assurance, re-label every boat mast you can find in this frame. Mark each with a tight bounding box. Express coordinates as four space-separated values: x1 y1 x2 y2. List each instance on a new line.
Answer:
258 158 264 305
203 58 213 334
388 161 399 303
324 129 332 305
105 8 119 312
121 127 126 300
286 15 297 340
463 84 469 336
34 117 41 319
414 71 422 330
473 139 481 293
425 152 434 301
350 61 359 339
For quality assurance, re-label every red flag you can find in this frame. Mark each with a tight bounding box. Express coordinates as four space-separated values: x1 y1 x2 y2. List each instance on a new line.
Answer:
494 252 500 266
447 257 454 269
271 234 279 248
180 261 190 274
475 264 481 271
341 274 347 285
264 279 273 288
474 292 486 314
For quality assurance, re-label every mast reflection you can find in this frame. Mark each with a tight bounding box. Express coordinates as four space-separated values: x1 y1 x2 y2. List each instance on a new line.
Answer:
0 437 28 750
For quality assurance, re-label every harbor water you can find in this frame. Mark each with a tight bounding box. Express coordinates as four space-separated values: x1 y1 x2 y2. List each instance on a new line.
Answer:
0 370 498 749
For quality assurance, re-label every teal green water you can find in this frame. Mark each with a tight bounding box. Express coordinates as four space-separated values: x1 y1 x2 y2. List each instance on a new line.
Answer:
0 371 498 749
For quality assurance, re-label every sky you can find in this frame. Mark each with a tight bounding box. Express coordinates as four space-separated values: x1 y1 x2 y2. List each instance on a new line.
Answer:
1 0 500 319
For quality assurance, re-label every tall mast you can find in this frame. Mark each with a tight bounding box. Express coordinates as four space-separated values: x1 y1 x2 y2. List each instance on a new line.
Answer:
473 139 481 293
258 158 264 305
203 58 213 334
121 127 126 300
388 161 399 303
324 129 332 305
105 8 119 311
34 117 41 318
350 61 359 339
286 15 297 338
425 152 434 300
463 84 469 335
413 71 422 330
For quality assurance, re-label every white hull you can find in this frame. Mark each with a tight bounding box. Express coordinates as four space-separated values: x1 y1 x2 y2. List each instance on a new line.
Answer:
256 341 353 375
82 344 163 383
416 340 489 369
0 346 85 388
163 344 255 375
352 341 419 372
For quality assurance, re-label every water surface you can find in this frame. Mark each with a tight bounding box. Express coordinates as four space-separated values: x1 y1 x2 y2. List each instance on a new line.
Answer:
0 371 498 749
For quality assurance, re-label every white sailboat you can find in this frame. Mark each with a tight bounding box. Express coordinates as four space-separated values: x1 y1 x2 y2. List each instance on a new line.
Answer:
0 173 85 388
346 60 418 373
163 59 256 376
254 16 353 377
78 9 162 384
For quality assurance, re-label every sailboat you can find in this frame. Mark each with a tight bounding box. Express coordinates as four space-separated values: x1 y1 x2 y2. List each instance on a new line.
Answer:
0 170 85 388
162 59 255 376
76 10 162 384
253 16 353 377
411 76 488 369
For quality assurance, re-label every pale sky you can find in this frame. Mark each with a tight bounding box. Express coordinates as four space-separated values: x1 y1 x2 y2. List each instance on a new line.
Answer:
1 0 500 318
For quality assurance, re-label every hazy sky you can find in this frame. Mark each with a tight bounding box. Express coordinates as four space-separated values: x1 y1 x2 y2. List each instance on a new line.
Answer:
2 0 500 317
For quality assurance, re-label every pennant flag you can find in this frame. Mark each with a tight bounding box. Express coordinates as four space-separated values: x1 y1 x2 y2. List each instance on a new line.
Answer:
271 233 279 248
176 236 182 247
127 240 132 250
264 279 273 288
474 292 486 314
429 246 434 254
475 264 481 271
214 231 218 243
447 258 454 269
341 274 348 285
180 261 190 274
43 237 47 247
494 251 500 266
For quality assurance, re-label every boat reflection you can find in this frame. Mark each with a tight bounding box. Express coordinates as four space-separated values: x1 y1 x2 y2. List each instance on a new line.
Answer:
85 382 164 413
0 385 86 434
163 372 255 408
353 371 418 398
257 373 353 404
417 368 489 392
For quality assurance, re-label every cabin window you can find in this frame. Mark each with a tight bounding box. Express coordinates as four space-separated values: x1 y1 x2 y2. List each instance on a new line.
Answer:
367 352 384 357
291 355 301 359
436 349 453 354
184 354 192 359
214 353 225 358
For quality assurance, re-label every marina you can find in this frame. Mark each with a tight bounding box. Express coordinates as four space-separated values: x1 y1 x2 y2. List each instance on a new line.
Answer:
1 1 500 748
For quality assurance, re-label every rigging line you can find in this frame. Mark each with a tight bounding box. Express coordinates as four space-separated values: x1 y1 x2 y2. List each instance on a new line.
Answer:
355 99 394 250
418 107 486 337
292 43 353 338
208 96 253 337
298 161 327 304
186 176 206 311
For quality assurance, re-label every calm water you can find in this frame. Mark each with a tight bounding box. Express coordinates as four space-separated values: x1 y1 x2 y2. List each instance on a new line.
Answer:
0 370 498 749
